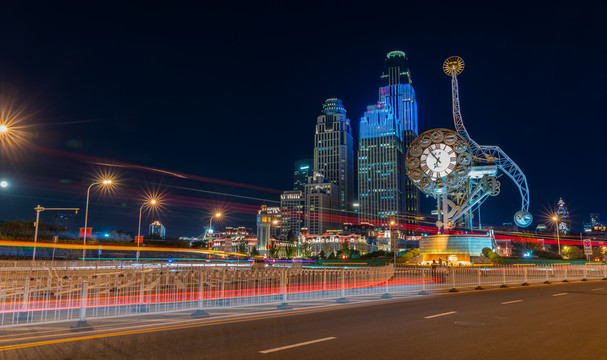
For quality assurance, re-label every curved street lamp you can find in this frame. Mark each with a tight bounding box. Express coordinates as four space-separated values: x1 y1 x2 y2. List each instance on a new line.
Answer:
137 199 158 261
206 212 222 249
552 216 561 255
82 179 113 262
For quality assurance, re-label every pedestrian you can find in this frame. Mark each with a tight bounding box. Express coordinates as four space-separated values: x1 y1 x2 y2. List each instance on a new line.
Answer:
438 257 442 267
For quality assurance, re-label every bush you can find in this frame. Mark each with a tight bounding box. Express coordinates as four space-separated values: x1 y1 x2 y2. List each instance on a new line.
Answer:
533 249 562 260
481 247 502 264
360 250 386 259
398 248 420 263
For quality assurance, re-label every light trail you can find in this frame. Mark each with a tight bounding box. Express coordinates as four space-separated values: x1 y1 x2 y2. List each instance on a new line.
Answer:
0 240 247 258
0 274 439 313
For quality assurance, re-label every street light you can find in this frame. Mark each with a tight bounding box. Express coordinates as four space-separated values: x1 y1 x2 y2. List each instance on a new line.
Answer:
0 124 8 134
33 205 79 262
206 212 222 249
137 198 158 261
82 179 113 262
0 180 7 188
390 220 396 264
553 216 561 255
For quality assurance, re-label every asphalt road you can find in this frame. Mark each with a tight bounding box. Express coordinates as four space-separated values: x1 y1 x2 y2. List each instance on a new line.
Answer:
0 280 606 360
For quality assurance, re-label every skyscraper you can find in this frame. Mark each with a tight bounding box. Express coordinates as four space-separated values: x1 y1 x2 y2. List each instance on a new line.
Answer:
293 159 313 192
280 190 304 238
358 51 419 236
149 221 166 239
304 173 339 235
313 98 354 212
556 197 570 234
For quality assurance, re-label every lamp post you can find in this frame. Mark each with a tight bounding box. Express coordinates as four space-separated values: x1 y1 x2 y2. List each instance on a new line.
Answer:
553 216 561 255
390 220 396 263
137 199 157 261
33 206 79 262
206 212 221 249
82 179 112 262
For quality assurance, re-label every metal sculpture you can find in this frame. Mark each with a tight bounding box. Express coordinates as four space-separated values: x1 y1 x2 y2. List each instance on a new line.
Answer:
406 128 500 229
443 56 532 227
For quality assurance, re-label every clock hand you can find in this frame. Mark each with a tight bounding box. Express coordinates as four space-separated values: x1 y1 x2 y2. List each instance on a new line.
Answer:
431 151 441 164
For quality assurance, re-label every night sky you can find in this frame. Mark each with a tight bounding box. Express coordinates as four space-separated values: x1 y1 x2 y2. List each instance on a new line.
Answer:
0 1 604 236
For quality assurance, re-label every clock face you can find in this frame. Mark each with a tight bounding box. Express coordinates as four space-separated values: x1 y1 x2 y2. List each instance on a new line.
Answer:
405 128 472 196
420 143 456 179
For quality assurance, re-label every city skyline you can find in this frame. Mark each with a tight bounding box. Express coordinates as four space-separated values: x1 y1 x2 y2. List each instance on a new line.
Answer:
0 2 604 235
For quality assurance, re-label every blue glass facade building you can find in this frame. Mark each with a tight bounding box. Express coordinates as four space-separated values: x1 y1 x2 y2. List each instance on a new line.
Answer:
358 51 419 235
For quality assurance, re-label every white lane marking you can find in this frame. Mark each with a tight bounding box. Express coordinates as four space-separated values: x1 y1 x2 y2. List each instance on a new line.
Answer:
501 300 523 305
592 288 603 291
552 293 568 296
424 311 457 319
259 337 337 354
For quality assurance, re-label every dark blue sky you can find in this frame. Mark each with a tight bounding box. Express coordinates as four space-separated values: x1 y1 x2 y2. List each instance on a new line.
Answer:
0 1 603 235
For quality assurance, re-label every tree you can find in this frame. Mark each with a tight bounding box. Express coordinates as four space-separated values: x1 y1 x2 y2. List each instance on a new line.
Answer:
250 246 259 257
287 230 296 243
301 242 312 258
340 241 351 258
237 240 247 254
322 241 332 258
269 242 279 258
591 245 607 260
285 243 296 259
562 246 584 260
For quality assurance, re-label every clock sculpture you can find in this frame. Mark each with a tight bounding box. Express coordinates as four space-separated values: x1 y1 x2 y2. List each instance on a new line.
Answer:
406 56 532 233
406 128 499 229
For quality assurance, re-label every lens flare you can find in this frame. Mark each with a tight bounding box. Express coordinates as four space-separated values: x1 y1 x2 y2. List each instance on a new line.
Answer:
0 90 36 162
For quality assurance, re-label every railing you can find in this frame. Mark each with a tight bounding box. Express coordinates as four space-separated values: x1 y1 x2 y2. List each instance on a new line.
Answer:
0 262 605 328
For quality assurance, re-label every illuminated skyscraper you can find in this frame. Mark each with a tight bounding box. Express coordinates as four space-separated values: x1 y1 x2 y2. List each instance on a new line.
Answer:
280 190 304 237
313 98 354 212
304 173 339 235
293 159 313 192
358 51 419 236
556 197 570 234
149 221 166 239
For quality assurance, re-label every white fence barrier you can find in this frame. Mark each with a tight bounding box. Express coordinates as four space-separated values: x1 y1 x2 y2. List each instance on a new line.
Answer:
0 261 603 327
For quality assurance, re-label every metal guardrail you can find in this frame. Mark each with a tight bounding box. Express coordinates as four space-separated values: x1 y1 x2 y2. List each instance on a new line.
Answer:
0 262 604 328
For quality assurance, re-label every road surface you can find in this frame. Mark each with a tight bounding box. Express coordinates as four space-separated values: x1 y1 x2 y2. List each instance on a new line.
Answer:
0 280 605 359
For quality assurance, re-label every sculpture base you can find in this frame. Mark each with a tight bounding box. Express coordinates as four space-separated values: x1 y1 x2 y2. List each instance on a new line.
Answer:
420 234 493 265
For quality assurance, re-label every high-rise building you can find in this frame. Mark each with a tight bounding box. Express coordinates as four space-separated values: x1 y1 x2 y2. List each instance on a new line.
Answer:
304 173 339 235
293 159 313 192
313 98 354 212
280 190 304 238
358 51 419 238
556 197 570 234
149 221 166 239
